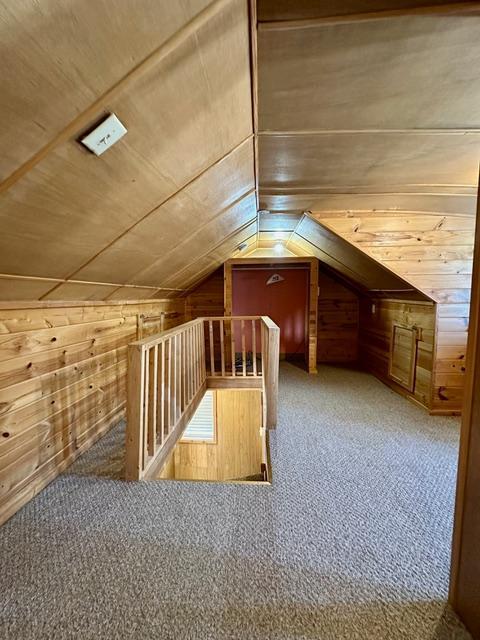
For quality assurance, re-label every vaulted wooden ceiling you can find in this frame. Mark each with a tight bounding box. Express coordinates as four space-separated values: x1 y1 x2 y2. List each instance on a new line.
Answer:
0 0 256 300
254 0 479 303
0 0 479 301
257 1 480 217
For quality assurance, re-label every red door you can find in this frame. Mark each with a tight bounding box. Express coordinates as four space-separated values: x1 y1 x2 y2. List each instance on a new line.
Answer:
232 267 309 357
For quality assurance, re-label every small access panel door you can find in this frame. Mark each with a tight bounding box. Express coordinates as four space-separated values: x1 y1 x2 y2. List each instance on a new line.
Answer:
388 324 418 392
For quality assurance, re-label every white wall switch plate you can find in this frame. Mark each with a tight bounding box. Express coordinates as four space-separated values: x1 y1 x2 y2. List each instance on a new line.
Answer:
80 113 127 156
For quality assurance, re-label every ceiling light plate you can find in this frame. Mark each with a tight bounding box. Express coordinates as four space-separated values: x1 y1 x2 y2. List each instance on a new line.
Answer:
81 113 127 156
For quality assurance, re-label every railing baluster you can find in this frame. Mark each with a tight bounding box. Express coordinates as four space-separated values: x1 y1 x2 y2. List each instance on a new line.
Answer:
185 329 188 406
160 341 165 446
189 326 193 401
194 325 198 392
174 334 179 422
241 319 246 377
187 328 190 403
252 319 257 376
201 321 206 383
193 324 197 392
189 327 193 398
220 319 225 376
198 327 201 385
201 321 207 381
177 333 181 420
209 320 215 376
261 322 266 386
166 337 171 434
143 346 150 463
194 326 197 393
197 323 201 386
186 327 190 404
183 329 190 407
181 330 186 411
201 324 204 379
231 319 236 377
172 335 177 428
148 344 158 456
199 323 202 383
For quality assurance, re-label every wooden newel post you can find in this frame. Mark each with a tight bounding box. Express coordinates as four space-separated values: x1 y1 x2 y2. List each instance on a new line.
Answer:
262 317 280 429
125 344 145 481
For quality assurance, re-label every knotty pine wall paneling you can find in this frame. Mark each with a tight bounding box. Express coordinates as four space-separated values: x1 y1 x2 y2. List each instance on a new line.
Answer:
432 303 470 414
157 389 263 482
317 269 359 363
0 298 185 526
359 298 436 410
185 268 225 320
308 212 473 414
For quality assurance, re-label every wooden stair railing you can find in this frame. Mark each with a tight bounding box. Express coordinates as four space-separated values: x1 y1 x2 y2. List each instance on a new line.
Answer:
125 319 206 481
125 316 280 481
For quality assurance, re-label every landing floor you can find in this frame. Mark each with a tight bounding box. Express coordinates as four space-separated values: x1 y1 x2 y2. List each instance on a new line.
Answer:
0 364 470 639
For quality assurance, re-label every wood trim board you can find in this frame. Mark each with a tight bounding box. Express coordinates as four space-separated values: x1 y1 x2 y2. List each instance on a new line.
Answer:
449 171 480 638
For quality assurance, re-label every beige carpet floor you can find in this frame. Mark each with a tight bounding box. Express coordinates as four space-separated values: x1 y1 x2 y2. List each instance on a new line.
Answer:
0 363 471 639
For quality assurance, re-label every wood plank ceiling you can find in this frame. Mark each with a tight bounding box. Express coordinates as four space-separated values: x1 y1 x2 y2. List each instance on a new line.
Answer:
0 0 479 301
255 0 480 302
0 0 256 300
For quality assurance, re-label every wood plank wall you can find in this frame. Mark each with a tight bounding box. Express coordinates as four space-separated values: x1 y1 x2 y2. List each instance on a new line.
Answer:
359 298 436 410
312 211 474 414
0 298 184 526
158 389 263 481
317 269 359 363
433 303 469 414
185 268 225 320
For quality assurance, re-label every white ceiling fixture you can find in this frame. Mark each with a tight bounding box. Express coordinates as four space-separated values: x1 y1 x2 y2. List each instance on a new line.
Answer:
80 113 127 156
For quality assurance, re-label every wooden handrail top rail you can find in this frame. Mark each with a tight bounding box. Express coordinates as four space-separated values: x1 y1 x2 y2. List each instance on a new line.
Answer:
202 315 264 321
130 316 279 349
131 318 203 348
260 316 280 331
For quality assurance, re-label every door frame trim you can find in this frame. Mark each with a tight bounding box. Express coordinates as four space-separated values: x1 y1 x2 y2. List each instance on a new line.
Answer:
449 171 480 637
